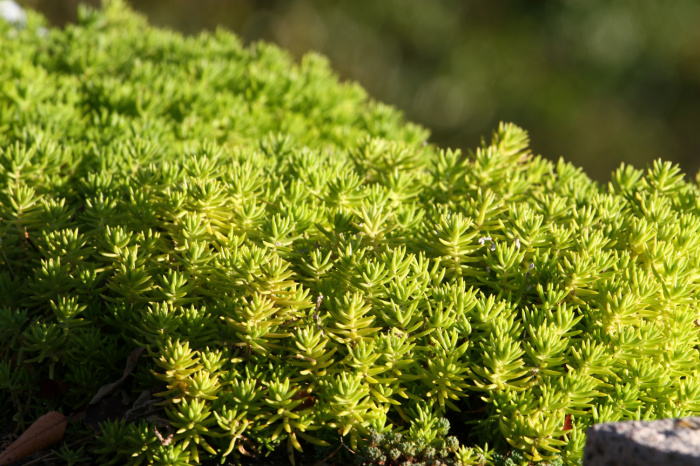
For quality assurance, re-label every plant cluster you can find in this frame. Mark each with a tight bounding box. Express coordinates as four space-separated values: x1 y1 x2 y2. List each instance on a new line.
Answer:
2 2 700 465
355 413 491 466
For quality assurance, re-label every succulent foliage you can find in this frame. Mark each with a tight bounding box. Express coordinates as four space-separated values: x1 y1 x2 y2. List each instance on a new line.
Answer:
2 1 700 465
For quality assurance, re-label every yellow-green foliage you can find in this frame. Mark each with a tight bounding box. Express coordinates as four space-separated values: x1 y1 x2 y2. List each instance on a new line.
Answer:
2 2 700 465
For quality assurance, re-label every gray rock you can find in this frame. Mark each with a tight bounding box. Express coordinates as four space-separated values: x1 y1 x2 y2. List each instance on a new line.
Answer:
584 417 700 465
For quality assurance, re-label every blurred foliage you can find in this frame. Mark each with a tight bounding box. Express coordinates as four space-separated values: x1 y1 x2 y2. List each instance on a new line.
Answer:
19 0 700 182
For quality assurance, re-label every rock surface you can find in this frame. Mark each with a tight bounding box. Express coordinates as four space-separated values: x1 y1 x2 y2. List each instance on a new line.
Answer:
584 417 700 465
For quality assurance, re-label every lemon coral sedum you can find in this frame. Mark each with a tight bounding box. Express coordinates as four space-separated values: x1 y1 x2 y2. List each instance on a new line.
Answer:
2 2 700 465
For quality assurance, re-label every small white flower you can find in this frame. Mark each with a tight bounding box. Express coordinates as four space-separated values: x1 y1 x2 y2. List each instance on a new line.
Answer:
514 238 520 249
478 236 492 245
0 1 26 28
526 263 535 278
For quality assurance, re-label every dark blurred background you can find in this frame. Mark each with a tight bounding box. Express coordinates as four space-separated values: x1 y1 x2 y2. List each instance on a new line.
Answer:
16 0 700 183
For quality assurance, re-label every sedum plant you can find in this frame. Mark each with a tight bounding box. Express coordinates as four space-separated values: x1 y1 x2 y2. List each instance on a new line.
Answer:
2 1 700 465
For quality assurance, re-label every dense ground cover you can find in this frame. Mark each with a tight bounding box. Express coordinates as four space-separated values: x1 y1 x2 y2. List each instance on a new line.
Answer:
2 2 700 465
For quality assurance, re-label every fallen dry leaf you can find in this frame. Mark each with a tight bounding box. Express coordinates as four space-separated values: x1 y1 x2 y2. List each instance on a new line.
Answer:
0 411 67 465
124 390 157 422
89 347 145 405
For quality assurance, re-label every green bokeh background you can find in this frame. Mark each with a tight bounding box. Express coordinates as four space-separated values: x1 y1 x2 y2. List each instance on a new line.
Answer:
17 0 700 183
